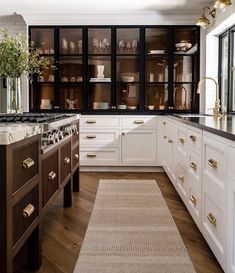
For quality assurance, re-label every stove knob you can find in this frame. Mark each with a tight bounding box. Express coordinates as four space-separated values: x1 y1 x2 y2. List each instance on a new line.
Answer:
47 133 55 144
58 130 64 140
53 132 60 142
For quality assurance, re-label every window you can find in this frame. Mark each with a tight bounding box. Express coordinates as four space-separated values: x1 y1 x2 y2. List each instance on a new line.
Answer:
219 25 235 113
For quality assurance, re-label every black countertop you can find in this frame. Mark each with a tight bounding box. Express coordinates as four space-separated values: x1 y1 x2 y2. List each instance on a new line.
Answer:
171 115 235 142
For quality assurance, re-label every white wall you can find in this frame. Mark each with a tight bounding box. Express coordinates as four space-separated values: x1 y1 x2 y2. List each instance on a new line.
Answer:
0 14 28 113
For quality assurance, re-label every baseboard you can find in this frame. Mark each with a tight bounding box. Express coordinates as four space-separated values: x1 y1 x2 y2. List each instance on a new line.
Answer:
80 166 164 172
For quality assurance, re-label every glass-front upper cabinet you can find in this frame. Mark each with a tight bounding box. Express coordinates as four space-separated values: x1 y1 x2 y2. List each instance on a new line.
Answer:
30 28 55 110
173 27 199 111
116 28 140 111
59 28 83 110
87 28 112 110
145 28 169 111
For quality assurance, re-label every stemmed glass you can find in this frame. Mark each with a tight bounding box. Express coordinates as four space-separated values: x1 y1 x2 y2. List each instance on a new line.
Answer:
126 41 131 54
77 40 82 54
92 38 99 54
131 40 138 54
103 38 110 54
119 40 125 54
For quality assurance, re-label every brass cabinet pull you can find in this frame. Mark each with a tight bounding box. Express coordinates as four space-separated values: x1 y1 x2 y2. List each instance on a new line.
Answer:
122 132 126 136
207 213 217 226
190 162 197 170
178 175 184 182
168 139 173 143
86 120 96 124
179 138 185 144
163 135 167 139
208 158 218 169
87 153 96 157
22 158 35 169
48 171 56 181
163 121 166 125
189 135 196 142
87 135 96 139
64 157 70 165
134 120 144 124
23 203 35 218
74 153 79 160
190 195 197 205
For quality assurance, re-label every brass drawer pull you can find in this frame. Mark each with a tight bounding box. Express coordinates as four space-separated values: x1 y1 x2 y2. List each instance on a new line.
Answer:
163 135 167 139
87 135 96 139
179 138 185 144
168 139 173 143
178 175 184 182
22 158 35 169
134 120 144 124
189 135 196 142
74 153 79 160
86 120 96 124
190 195 197 205
48 171 56 181
64 157 70 165
163 121 166 125
23 203 35 218
87 153 96 157
207 213 217 226
208 158 218 169
190 162 197 170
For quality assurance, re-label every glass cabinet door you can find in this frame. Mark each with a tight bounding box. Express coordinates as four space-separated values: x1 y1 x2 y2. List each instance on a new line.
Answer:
173 27 198 111
87 28 112 110
116 28 140 110
30 28 55 110
145 28 169 110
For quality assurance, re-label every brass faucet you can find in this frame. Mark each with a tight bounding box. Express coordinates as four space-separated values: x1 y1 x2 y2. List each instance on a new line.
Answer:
196 77 221 116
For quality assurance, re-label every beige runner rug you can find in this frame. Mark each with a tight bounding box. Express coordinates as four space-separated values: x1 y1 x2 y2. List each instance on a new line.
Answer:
73 179 196 273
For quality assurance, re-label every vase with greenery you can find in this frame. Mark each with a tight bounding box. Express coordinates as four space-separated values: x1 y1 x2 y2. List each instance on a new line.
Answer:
0 29 50 113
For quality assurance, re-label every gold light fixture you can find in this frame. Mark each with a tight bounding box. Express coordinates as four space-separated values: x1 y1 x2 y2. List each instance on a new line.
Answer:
214 0 232 9
196 7 216 28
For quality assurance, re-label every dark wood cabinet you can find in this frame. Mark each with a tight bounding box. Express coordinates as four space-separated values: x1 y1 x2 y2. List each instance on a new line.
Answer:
29 25 200 113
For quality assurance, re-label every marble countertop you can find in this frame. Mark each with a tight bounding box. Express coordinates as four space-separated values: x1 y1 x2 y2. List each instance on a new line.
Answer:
171 114 235 141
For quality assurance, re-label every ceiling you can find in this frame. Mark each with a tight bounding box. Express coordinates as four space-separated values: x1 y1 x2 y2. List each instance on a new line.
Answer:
0 0 214 15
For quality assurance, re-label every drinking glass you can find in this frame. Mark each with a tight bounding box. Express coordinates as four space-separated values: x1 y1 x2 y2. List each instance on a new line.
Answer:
119 40 125 54
131 40 138 53
78 40 82 54
92 38 99 54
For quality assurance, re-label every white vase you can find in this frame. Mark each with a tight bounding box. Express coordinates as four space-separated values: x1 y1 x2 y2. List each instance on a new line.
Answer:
97 65 104 79
7 77 22 113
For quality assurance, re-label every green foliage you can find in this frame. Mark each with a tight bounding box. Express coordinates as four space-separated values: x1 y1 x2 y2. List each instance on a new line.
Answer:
0 29 50 79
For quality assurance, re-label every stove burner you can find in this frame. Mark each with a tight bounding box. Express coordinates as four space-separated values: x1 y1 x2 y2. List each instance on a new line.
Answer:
0 113 69 123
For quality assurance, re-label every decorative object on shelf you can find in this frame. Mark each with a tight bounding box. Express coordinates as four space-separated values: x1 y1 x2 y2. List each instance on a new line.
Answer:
127 105 137 110
66 98 79 109
97 65 105 79
40 99 53 109
148 50 165 54
118 40 125 54
61 76 69 82
78 40 82 54
50 48 54 54
92 38 110 54
69 41 75 54
196 7 216 28
175 40 192 52
48 74 54 82
131 40 138 53
147 105 155 110
174 85 188 110
149 73 154 82
77 76 83 82
117 104 127 110
62 38 68 53
121 76 135 82
214 0 231 9
93 102 110 109
0 29 50 113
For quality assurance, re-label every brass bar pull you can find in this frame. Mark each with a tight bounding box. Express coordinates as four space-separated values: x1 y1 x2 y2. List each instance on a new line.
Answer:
163 136 167 139
179 138 185 144
86 120 96 124
163 121 166 125
134 120 144 124
22 158 35 169
168 139 173 143
74 154 79 160
48 171 56 181
189 135 196 142
207 213 217 226
208 158 218 169
87 135 96 139
190 195 197 205
64 157 70 165
178 175 184 182
23 204 35 218
190 162 197 170
87 153 96 157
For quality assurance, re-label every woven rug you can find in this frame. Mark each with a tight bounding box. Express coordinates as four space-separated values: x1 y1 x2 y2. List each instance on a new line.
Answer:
73 179 196 273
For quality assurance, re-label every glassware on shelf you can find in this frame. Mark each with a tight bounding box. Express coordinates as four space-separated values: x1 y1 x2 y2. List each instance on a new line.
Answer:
62 38 68 54
119 40 125 54
126 41 131 54
77 40 82 54
131 40 138 53
69 41 75 54
97 65 105 79
92 38 99 54
66 98 79 109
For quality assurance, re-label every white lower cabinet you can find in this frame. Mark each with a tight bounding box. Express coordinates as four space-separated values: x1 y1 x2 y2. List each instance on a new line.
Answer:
121 129 157 166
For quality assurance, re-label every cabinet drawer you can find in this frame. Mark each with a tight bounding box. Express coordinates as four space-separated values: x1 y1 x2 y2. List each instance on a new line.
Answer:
188 150 201 183
121 116 156 128
13 140 39 193
203 135 226 185
80 129 120 148
188 127 202 154
42 151 59 208
81 116 119 128
60 141 71 183
80 148 120 166
188 185 201 228
72 145 79 169
176 163 187 201
13 185 39 246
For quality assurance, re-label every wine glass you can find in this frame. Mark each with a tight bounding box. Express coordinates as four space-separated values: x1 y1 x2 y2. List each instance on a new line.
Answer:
126 41 131 54
131 40 138 54
118 40 125 54
92 38 99 54
103 38 110 54
77 40 82 54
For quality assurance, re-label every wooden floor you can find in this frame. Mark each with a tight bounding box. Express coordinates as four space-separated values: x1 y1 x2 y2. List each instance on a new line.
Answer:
34 172 224 273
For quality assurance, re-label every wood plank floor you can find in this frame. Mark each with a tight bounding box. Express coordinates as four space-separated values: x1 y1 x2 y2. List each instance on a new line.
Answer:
32 172 224 273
